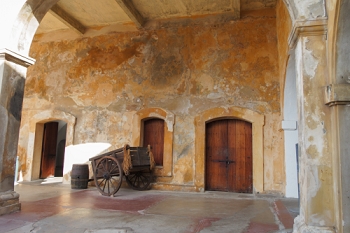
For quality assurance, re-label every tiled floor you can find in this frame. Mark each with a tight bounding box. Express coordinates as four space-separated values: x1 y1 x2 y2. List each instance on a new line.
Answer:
0 180 298 233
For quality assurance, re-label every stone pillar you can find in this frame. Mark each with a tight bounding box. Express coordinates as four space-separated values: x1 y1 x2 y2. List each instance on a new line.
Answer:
289 20 336 233
324 84 350 233
0 48 35 215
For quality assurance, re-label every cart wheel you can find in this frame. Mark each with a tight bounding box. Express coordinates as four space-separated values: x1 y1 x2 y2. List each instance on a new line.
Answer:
125 171 151 191
94 156 123 196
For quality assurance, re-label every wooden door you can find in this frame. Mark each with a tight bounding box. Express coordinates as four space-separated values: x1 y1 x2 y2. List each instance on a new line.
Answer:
206 119 252 193
40 122 58 178
143 118 164 166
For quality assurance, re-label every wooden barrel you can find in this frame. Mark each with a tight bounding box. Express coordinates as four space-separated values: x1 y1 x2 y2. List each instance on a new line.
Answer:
71 164 89 189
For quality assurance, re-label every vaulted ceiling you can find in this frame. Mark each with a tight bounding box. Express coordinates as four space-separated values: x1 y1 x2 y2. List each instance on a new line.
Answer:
36 0 277 36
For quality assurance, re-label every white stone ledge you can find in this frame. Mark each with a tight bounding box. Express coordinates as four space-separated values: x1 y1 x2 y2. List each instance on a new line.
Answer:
0 48 35 67
282 120 298 130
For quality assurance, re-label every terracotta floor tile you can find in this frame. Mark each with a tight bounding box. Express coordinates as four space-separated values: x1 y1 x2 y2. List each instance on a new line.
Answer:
37 189 167 212
183 217 221 233
244 222 279 233
274 199 295 229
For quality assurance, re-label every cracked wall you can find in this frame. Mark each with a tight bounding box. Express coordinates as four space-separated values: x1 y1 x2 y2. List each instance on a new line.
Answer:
18 9 284 194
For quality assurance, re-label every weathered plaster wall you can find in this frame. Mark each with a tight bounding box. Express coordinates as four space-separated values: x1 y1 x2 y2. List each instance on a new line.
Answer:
293 31 335 232
19 9 284 193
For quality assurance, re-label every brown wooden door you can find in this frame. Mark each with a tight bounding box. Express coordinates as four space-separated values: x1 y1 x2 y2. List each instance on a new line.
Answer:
206 119 252 193
143 119 164 166
40 122 58 178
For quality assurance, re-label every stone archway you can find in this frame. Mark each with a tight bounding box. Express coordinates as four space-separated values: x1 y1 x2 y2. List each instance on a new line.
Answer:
0 0 60 215
282 0 327 24
4 0 60 55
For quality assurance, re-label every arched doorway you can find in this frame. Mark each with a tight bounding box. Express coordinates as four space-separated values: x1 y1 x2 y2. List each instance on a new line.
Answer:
205 119 252 193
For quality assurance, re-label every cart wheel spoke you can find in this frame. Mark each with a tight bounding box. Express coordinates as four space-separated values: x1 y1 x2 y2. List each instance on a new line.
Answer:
103 159 108 173
125 171 151 191
103 179 107 192
140 176 147 186
110 177 119 190
110 163 118 173
98 178 106 187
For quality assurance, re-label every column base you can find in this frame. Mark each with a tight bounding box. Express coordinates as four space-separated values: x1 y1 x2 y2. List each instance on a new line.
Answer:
0 191 21 216
293 215 335 233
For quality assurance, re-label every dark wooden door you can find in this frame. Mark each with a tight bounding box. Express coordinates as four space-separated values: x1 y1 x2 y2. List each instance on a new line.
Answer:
206 119 252 193
40 122 58 178
143 119 164 166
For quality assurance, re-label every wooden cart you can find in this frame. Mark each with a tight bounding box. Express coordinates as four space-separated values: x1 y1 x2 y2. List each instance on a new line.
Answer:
89 145 154 196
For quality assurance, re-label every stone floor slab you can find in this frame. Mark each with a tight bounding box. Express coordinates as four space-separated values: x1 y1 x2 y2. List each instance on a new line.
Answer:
0 182 299 233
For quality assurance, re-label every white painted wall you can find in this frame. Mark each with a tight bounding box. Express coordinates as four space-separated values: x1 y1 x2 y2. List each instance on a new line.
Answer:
283 51 299 198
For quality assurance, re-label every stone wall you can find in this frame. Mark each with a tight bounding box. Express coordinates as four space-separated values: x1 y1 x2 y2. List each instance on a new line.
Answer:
18 9 285 194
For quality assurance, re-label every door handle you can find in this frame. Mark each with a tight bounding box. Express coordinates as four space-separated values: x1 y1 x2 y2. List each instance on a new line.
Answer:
212 160 235 164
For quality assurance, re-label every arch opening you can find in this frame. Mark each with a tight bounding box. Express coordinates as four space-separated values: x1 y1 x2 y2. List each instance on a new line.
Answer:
282 52 299 198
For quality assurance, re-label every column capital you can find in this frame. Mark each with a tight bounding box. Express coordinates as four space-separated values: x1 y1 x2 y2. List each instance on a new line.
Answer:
288 19 328 49
324 84 350 106
0 48 35 67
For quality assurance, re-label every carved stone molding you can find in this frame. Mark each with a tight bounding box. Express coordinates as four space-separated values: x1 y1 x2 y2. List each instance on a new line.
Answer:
288 19 328 49
324 84 350 106
0 48 35 67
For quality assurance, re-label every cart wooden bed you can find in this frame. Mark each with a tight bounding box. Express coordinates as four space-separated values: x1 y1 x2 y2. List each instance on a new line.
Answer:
89 145 154 196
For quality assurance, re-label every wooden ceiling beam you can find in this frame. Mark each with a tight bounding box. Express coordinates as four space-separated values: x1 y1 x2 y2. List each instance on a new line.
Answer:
49 4 86 35
115 0 145 28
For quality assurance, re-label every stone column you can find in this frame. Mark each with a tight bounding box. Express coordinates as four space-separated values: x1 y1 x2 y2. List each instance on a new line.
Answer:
324 84 350 233
289 20 336 233
0 48 35 215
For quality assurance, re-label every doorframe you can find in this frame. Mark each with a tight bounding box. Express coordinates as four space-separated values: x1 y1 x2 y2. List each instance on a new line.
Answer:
205 119 253 193
194 106 264 193
132 107 175 177
21 110 76 181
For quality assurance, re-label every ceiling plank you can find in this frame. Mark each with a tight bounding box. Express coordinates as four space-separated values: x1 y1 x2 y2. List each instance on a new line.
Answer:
114 0 145 28
49 4 86 35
